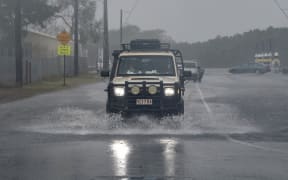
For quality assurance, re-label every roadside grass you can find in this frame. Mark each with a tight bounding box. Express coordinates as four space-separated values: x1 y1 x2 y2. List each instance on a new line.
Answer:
0 73 100 103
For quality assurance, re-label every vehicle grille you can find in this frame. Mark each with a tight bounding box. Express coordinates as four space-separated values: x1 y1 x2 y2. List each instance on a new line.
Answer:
124 81 178 111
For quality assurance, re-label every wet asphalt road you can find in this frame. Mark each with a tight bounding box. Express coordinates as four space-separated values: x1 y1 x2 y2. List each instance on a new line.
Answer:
0 69 288 180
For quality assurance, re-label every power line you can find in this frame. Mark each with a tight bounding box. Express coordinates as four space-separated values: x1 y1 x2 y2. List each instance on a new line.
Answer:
273 0 288 21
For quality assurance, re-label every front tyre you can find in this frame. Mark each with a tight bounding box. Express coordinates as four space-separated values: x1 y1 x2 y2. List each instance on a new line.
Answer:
106 102 112 114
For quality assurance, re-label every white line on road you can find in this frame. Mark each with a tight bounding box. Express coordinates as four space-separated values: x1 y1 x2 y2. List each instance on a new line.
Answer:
227 136 288 154
196 83 288 154
196 84 213 114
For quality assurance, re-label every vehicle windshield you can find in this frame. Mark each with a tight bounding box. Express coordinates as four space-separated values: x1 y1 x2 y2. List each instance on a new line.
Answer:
117 56 175 76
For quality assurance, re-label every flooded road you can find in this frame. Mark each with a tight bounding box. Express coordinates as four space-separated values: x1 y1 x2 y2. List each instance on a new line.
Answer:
1 69 288 179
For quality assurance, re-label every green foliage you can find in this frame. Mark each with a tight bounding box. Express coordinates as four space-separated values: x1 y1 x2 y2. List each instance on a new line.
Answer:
57 0 101 44
78 0 101 44
0 0 59 41
109 25 173 50
173 26 288 67
109 25 288 67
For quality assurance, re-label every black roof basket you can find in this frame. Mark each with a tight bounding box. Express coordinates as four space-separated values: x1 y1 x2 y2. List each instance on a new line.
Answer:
121 39 171 51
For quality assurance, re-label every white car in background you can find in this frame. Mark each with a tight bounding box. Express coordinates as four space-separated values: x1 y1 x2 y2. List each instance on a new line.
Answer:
184 60 199 82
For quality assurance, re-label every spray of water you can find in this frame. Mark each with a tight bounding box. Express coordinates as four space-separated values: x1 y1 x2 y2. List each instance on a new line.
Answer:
20 105 259 136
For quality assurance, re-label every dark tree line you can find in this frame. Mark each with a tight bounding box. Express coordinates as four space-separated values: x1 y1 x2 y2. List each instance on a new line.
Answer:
108 26 288 67
1 0 288 68
173 27 288 67
109 25 173 52
0 0 101 46
0 0 59 45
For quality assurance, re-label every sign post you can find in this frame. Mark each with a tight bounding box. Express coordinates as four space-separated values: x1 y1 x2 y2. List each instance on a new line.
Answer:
57 31 71 86
57 45 71 86
64 55 66 86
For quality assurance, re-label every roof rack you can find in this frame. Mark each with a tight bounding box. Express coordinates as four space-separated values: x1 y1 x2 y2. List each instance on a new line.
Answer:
121 39 171 51
112 39 185 75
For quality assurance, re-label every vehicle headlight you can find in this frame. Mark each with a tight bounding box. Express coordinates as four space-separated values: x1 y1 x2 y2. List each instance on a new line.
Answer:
148 85 157 95
131 86 140 95
164 88 175 96
114 87 125 96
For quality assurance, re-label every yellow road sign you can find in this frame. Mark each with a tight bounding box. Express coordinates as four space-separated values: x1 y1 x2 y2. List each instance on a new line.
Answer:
57 45 71 56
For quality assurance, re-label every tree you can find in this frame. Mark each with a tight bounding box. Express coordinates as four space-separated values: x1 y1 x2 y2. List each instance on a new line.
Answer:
78 0 101 44
109 25 173 51
54 0 101 45
0 0 59 43
172 26 288 67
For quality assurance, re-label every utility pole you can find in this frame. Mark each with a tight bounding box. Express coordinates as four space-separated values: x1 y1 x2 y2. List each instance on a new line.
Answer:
262 41 266 53
120 9 123 45
103 0 110 71
74 0 79 76
269 39 273 52
15 0 23 87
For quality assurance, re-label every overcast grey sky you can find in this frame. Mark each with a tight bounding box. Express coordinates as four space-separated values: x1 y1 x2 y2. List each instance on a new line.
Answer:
98 0 288 43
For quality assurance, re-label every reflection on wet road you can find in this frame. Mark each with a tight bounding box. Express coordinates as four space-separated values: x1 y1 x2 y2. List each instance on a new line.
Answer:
111 140 131 178
0 69 288 179
160 138 178 177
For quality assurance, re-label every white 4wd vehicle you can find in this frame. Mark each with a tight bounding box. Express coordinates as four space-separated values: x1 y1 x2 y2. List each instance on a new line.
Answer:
184 60 199 82
101 39 191 116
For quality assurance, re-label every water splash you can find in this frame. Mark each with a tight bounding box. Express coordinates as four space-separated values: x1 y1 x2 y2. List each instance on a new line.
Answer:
20 106 259 136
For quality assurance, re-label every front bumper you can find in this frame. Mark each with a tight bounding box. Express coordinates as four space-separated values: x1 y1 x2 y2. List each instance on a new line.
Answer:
108 81 182 113
110 96 181 113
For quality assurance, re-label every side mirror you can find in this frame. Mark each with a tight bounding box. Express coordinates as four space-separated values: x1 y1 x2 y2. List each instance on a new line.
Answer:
101 70 110 77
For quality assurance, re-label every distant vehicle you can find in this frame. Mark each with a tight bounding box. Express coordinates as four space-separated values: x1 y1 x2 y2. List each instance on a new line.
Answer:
184 60 199 82
229 63 269 74
197 66 205 82
282 67 288 74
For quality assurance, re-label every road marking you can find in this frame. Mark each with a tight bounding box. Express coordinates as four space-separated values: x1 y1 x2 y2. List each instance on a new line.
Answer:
196 84 213 114
227 136 288 154
196 83 288 154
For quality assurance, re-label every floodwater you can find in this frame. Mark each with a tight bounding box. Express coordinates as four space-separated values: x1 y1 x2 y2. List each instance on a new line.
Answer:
19 81 259 137
1 69 288 180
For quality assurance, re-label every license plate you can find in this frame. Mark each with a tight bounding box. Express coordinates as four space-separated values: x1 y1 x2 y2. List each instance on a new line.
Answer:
136 99 153 105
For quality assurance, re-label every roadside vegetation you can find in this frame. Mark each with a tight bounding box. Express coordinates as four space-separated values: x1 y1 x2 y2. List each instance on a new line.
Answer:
0 73 100 103
109 25 288 68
